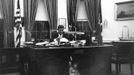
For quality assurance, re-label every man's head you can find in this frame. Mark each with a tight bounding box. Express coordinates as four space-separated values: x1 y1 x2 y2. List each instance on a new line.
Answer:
58 25 64 34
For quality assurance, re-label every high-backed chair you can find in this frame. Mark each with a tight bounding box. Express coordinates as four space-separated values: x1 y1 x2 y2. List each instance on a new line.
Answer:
0 48 26 75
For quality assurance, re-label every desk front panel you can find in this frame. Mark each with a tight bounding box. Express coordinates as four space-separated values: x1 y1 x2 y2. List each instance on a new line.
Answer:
26 45 113 75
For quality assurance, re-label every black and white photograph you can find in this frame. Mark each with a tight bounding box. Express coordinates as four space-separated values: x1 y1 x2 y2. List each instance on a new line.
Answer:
0 0 134 75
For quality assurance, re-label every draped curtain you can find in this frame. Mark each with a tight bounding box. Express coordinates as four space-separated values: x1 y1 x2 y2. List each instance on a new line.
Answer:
67 0 79 26
84 0 102 33
1 0 14 48
24 0 30 30
24 0 39 41
29 0 39 30
44 0 57 38
95 0 102 25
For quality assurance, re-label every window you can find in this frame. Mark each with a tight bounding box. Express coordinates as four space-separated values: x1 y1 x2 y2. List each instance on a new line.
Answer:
58 0 68 31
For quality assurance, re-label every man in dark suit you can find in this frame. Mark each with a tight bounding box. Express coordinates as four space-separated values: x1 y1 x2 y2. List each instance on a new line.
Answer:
51 25 69 42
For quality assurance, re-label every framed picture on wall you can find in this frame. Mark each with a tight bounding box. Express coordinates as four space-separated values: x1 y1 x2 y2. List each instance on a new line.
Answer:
115 1 134 21
58 18 66 28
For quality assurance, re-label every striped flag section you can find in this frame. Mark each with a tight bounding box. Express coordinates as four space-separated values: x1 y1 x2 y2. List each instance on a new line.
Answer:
14 0 25 48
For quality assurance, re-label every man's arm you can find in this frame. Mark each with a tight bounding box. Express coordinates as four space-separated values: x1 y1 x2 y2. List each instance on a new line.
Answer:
50 31 58 42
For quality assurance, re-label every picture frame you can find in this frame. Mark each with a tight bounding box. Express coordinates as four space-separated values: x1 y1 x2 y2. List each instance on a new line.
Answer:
115 1 134 21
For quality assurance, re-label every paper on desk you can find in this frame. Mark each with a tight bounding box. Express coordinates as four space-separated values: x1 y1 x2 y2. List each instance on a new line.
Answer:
35 41 49 45
25 42 33 44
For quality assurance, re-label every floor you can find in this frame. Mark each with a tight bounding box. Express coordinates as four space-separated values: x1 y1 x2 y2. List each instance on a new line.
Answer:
111 64 134 75
70 63 134 75
0 64 133 75
0 73 19 75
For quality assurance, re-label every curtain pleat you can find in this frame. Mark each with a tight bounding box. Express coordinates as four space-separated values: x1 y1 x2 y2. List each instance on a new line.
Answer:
30 0 38 30
24 0 39 41
84 0 95 32
84 0 102 33
67 0 79 28
45 0 57 38
97 0 102 24
1 0 14 48
24 0 30 41
24 0 30 30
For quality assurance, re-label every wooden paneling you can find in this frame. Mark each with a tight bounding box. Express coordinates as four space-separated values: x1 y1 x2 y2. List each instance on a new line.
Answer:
31 21 50 42
0 48 26 74
76 21 90 32
0 19 4 48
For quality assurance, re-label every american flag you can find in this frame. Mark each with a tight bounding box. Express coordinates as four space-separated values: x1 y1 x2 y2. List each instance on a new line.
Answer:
14 0 23 48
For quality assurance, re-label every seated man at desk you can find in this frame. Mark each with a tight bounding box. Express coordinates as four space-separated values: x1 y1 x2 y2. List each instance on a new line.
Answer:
51 25 92 46
50 25 69 43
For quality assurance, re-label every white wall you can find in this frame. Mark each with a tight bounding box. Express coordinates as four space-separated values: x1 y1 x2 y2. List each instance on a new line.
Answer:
102 0 134 41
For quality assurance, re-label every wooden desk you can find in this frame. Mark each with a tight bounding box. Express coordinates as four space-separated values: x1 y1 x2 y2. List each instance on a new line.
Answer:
26 45 113 75
0 48 26 74
112 41 134 51
112 41 134 75
112 41 134 43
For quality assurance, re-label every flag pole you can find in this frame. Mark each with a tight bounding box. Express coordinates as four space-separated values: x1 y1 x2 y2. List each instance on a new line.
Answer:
14 0 22 48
